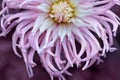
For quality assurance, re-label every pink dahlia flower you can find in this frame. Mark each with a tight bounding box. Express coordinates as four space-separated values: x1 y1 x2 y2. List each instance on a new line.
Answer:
0 0 120 80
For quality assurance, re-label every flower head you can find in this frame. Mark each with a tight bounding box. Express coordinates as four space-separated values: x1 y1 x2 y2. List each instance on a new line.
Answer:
0 0 120 80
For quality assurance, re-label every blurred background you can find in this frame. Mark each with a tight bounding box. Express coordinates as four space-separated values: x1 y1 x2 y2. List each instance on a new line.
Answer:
0 1 120 80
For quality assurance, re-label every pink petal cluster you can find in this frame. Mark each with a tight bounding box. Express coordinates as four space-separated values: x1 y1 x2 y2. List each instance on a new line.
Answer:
0 0 120 80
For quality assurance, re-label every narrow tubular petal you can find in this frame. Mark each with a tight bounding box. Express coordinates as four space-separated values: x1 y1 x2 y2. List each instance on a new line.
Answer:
85 33 100 57
45 24 54 44
105 10 120 25
58 24 67 42
54 40 63 70
72 18 91 27
81 28 102 50
95 16 118 36
75 8 93 18
46 54 59 72
71 26 87 58
83 17 101 37
66 24 72 39
12 32 21 57
62 37 73 66
32 14 48 34
37 3 50 12
99 21 113 46
68 34 79 64
28 49 36 67
40 18 53 33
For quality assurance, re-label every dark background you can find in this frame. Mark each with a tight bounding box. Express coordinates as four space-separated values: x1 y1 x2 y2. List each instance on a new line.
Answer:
0 1 120 80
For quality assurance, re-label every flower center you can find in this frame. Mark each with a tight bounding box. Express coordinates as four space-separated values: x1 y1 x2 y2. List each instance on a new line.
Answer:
49 1 75 24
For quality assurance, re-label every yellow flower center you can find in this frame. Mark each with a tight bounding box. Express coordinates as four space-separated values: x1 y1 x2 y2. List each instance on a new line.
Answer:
49 0 75 24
